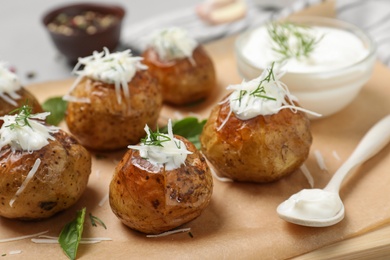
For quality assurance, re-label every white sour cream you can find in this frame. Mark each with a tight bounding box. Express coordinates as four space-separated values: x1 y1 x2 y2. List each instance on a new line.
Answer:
277 189 343 220
0 62 22 106
128 120 192 171
217 64 320 130
148 27 198 62
0 111 59 152
242 25 369 73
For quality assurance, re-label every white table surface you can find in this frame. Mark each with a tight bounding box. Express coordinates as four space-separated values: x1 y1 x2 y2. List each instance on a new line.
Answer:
0 0 200 85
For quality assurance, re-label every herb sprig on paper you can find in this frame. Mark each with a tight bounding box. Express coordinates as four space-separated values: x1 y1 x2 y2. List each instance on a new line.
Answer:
267 21 323 62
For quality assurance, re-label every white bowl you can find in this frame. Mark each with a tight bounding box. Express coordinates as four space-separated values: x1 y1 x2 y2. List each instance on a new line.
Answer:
235 16 376 118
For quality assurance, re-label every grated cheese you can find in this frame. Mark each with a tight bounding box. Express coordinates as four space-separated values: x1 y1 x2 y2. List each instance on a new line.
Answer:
300 164 314 188
209 165 233 182
64 47 147 105
8 250 22 255
0 61 22 106
128 119 192 171
332 150 341 161
0 112 59 153
314 149 328 171
9 158 41 207
146 228 191 238
148 27 198 64
98 193 109 207
217 65 321 131
32 235 112 244
0 230 48 243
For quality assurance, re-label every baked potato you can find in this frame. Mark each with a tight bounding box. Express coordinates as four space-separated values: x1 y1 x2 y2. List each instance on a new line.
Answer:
200 65 313 183
0 88 42 118
65 49 162 151
0 109 91 220
142 27 216 106
109 131 213 234
0 63 42 126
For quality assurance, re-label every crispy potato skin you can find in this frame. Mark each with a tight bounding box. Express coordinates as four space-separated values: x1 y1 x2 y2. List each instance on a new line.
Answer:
0 88 42 126
142 45 216 106
109 136 213 234
0 130 91 220
65 70 162 151
200 100 312 183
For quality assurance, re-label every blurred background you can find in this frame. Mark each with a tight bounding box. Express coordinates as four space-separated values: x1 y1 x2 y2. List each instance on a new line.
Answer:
0 0 201 84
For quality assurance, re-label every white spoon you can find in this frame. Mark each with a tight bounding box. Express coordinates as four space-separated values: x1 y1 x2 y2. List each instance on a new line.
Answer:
277 115 390 227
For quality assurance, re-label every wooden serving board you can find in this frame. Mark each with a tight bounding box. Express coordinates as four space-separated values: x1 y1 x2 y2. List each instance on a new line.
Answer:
1 1 390 259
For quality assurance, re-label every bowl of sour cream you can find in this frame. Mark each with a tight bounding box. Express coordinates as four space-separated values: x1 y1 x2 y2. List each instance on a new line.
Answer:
235 16 376 118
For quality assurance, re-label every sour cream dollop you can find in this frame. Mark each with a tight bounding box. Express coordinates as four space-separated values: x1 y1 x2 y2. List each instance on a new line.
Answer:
148 27 198 62
128 120 192 171
0 110 59 152
218 64 320 130
0 62 22 106
242 25 369 73
277 189 343 220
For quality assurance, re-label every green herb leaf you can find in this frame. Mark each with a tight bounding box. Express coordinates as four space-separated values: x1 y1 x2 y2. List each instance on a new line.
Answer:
89 213 107 229
42 96 67 126
161 117 207 150
267 21 323 63
58 208 86 260
7 103 33 130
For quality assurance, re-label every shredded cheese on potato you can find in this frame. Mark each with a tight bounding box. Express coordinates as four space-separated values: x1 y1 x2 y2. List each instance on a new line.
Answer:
149 27 198 63
64 47 147 105
217 64 321 131
0 62 22 106
128 119 192 171
9 158 41 207
0 112 59 152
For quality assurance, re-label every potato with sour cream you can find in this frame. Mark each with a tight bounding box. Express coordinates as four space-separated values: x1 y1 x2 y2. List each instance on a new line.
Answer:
109 120 213 234
200 64 317 183
142 27 216 106
64 48 162 151
0 106 91 220
0 62 42 123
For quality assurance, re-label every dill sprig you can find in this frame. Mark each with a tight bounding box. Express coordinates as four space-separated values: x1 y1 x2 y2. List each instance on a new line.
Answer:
141 127 171 147
6 104 33 130
267 21 323 62
237 62 277 104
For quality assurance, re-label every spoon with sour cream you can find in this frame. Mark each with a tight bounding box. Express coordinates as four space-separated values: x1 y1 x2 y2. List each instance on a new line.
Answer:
277 115 390 227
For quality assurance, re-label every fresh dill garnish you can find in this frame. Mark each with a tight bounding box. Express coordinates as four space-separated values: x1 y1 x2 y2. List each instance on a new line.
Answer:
6 104 33 130
267 21 323 62
141 126 171 147
237 62 277 104
89 213 107 229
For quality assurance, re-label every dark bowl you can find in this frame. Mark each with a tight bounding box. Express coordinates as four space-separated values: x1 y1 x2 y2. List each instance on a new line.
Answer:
42 2 125 64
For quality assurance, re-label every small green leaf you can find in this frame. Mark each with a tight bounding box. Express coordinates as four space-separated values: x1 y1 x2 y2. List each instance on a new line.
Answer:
89 213 107 229
42 96 67 126
58 208 86 260
161 117 207 150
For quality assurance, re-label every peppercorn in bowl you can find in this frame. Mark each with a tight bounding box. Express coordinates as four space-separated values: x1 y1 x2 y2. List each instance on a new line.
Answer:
42 3 125 64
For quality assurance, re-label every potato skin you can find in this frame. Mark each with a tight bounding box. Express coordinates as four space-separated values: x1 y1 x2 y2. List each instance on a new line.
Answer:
0 130 91 220
65 70 162 151
200 99 312 183
0 88 42 126
109 135 213 234
142 45 216 106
